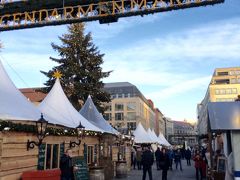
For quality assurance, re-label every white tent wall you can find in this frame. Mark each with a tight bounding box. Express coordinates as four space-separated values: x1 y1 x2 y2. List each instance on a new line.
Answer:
133 123 153 144
38 79 104 132
159 133 171 147
0 60 61 125
79 95 118 135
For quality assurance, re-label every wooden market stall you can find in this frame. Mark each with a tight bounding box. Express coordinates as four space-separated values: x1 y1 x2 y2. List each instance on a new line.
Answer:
0 60 117 180
205 102 240 180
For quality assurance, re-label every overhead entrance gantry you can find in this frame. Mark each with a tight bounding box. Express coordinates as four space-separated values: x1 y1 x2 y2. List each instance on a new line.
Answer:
0 0 224 31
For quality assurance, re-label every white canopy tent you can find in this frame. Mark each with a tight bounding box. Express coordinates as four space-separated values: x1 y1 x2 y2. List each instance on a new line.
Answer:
158 133 171 147
79 95 118 135
0 60 59 123
133 123 153 144
150 129 164 145
38 79 104 132
147 128 158 144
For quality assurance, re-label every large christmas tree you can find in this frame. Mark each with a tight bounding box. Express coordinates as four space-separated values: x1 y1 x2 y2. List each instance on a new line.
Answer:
41 23 111 113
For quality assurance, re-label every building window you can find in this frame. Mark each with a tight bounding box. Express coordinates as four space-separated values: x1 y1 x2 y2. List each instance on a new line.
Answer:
127 122 136 130
226 89 232 94
106 105 112 111
215 79 230 84
115 113 124 121
127 112 136 120
115 104 124 111
216 98 234 102
232 88 237 94
103 113 112 121
217 71 228 76
118 94 123 98
231 78 237 83
87 146 94 165
45 144 60 169
127 102 136 111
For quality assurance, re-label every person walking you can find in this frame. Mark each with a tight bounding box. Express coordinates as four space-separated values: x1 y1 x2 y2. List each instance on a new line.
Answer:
136 147 143 170
185 148 192 166
193 150 203 180
174 149 183 171
167 149 174 170
155 147 162 170
60 149 74 180
160 148 170 180
141 146 154 180
131 148 137 169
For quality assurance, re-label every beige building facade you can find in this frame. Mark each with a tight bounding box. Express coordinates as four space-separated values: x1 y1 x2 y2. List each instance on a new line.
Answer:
103 82 164 135
198 67 240 135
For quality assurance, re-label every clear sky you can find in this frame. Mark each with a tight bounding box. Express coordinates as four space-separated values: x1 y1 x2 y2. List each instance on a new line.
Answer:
0 0 240 121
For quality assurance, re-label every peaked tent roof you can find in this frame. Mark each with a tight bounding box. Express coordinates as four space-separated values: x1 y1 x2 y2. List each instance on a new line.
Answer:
133 123 153 144
147 129 158 144
150 129 164 145
79 95 118 135
0 60 45 121
158 133 171 147
38 79 103 131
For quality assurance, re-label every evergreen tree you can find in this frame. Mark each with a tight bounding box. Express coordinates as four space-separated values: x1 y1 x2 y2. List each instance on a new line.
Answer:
41 23 111 113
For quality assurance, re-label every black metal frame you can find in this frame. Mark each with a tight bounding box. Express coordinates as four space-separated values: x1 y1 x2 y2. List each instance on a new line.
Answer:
26 114 48 151
69 139 82 148
69 122 85 148
27 139 42 151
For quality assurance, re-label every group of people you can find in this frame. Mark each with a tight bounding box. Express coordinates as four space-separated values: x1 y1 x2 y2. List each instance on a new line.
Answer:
131 146 208 180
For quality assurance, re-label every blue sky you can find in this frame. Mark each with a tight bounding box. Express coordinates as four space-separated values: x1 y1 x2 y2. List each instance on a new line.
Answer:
0 0 240 121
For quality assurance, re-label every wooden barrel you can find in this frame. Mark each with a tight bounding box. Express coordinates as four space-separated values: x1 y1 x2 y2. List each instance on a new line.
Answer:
89 167 105 180
116 161 127 178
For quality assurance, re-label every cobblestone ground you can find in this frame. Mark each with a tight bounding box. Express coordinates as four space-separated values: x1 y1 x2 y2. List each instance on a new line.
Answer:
114 160 196 180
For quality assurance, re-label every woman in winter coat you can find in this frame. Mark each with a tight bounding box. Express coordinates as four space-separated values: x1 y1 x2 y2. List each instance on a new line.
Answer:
193 150 203 180
159 148 170 180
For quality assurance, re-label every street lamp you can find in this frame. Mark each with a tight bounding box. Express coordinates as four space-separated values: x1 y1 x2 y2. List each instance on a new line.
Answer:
128 127 135 146
69 122 85 148
27 113 48 151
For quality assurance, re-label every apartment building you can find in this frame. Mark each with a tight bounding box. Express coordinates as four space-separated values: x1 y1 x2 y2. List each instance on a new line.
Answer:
171 120 197 146
103 82 161 133
197 67 240 135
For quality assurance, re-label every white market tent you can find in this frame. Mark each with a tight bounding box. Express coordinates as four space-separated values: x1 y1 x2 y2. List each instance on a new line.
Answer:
38 79 104 132
158 133 171 147
147 128 158 144
133 123 154 144
79 95 118 135
150 129 164 145
0 60 57 123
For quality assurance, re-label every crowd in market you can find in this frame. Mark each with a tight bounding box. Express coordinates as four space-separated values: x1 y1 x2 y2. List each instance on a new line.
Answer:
131 145 209 180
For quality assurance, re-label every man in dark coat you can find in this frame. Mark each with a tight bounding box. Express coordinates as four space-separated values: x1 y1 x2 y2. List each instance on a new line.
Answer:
185 148 192 166
174 149 183 171
160 148 170 180
141 146 154 180
155 147 162 170
60 149 74 180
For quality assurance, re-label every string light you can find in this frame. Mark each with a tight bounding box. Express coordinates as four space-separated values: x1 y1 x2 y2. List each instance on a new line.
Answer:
0 121 103 137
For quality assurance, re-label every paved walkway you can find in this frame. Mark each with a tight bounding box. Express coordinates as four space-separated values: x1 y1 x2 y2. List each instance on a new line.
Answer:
114 160 196 180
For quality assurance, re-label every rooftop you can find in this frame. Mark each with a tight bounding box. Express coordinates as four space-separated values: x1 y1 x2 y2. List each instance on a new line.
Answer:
20 88 46 103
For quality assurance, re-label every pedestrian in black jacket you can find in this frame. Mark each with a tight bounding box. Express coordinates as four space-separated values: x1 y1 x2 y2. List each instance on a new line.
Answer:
155 147 162 170
185 148 192 166
160 148 170 180
60 149 74 180
141 146 154 180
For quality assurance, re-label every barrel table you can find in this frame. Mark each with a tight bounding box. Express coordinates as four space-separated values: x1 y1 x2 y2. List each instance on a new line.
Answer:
89 166 105 180
116 161 127 178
